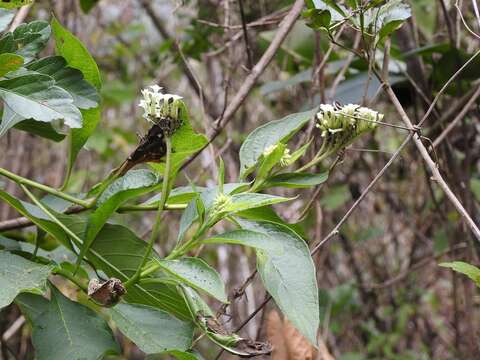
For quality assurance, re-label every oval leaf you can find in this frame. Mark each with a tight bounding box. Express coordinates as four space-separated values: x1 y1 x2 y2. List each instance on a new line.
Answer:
110 303 194 354
0 251 52 309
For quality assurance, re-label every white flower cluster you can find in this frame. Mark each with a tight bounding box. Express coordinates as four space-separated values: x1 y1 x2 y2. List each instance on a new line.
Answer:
315 103 382 152
138 85 183 122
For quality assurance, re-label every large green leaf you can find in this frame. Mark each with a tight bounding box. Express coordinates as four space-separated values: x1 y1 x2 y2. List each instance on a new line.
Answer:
0 53 23 76
75 169 161 271
0 189 191 319
51 18 101 88
27 56 100 109
440 261 480 287
109 303 194 354
58 215 192 320
31 286 119 360
0 74 82 137
0 0 33 9
0 189 69 246
239 109 316 178
0 251 52 309
0 21 51 62
211 220 319 344
14 119 66 142
153 257 227 302
51 17 101 183
15 293 50 322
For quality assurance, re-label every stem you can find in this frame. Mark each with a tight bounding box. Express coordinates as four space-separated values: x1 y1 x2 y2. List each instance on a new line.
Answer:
19 184 85 247
117 203 186 212
125 137 173 288
0 167 91 207
53 268 88 292
167 221 210 260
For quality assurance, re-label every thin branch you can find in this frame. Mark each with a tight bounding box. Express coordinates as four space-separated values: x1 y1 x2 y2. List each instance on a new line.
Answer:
379 73 480 242
433 84 480 148
216 134 414 358
418 48 480 127
238 0 253 69
181 0 305 170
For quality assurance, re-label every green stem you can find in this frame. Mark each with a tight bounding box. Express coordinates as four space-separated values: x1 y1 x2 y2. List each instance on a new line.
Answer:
117 203 186 212
166 222 209 260
19 184 85 251
0 167 91 208
53 268 88 292
125 137 173 288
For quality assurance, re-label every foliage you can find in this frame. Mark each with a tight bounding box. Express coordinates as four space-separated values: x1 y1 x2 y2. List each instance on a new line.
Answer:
0 0 477 359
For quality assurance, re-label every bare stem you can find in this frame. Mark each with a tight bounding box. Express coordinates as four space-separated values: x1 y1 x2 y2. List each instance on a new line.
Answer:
125 137 173 288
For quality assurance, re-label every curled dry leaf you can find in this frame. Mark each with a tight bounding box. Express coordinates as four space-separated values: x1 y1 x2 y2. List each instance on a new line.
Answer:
267 309 318 360
87 277 126 307
196 312 272 358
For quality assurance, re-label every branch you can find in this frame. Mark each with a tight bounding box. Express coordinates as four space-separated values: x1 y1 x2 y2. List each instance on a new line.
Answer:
380 78 480 242
182 0 305 170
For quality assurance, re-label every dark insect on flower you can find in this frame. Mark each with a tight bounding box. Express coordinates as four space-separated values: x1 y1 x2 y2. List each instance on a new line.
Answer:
87 278 126 307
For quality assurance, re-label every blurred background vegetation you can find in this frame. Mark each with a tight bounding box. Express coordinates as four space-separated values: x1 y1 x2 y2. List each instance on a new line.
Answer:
1 0 480 359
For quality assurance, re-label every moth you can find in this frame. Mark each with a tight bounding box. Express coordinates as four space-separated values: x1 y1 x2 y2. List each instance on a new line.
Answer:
87 278 126 307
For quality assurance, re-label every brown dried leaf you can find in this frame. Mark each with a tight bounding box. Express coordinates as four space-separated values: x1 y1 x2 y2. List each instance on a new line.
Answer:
284 319 316 360
266 310 288 360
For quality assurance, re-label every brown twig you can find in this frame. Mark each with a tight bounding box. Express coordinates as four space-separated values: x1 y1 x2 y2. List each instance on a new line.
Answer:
181 0 306 170
432 84 480 148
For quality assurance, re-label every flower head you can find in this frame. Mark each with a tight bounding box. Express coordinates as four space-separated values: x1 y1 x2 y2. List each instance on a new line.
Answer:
138 85 184 130
316 103 382 153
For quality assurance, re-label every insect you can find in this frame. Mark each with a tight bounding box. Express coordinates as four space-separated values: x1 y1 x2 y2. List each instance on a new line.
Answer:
87 278 126 307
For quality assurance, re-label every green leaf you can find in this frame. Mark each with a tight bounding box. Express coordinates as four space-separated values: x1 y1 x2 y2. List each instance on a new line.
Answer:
255 143 286 183
177 183 249 241
239 109 316 178
0 8 15 32
0 53 23 77
0 251 52 309
27 56 100 109
440 261 480 287
51 18 101 88
0 0 33 9
150 102 208 174
223 193 293 214
0 21 51 62
153 257 227 302
79 0 99 13
235 206 306 238
263 172 328 189
0 190 191 320
51 17 102 182
0 189 69 246
31 286 119 360
15 293 49 322
145 185 207 206
362 0 411 42
308 0 347 22
75 169 161 271
233 220 319 344
109 303 194 354
14 119 66 141
57 215 192 319
0 74 82 137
